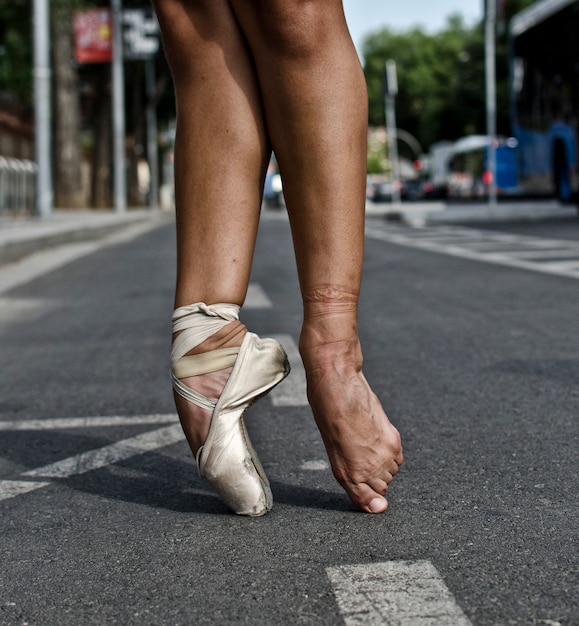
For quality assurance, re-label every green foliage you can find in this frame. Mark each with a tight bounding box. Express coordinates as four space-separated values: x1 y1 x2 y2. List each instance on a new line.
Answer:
363 15 487 151
367 129 388 174
0 0 33 105
362 1 536 151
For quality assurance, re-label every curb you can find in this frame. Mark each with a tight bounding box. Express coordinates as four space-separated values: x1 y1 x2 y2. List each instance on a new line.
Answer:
0 209 173 266
366 201 578 227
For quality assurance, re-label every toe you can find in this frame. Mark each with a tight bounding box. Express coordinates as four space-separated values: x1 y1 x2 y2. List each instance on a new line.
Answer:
368 496 388 514
344 481 389 514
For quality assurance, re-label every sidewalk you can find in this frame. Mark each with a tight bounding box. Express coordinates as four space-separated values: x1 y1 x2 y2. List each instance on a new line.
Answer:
365 199 578 226
0 208 173 266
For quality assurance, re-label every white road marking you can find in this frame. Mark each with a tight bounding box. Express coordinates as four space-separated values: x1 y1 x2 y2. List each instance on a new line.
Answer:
245 283 273 308
0 216 169 296
0 480 51 501
300 460 329 471
366 223 579 280
0 422 184 502
0 413 178 431
327 561 472 626
505 248 579 259
23 424 183 479
0 297 53 325
270 334 308 406
0 241 102 295
540 260 579 271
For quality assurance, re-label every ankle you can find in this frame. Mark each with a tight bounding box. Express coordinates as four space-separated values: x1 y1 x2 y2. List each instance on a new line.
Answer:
301 285 359 342
174 320 247 356
300 336 363 374
195 320 247 353
299 287 361 367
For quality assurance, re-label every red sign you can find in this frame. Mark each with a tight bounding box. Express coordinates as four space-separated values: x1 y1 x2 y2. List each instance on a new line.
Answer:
74 9 112 64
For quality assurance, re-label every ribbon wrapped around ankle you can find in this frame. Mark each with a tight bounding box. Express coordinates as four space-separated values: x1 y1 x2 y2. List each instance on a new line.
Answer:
171 302 241 365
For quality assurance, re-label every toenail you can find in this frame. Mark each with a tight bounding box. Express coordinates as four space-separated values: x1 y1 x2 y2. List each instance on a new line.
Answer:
369 497 387 513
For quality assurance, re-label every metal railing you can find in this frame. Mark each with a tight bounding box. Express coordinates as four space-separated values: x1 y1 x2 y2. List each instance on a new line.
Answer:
0 157 37 215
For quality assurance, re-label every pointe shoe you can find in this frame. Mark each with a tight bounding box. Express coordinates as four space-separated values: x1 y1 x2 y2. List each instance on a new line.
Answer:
171 303 290 516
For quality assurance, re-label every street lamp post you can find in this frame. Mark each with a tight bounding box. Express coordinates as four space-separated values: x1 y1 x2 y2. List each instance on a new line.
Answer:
485 0 498 208
111 0 127 212
384 59 401 205
33 0 53 218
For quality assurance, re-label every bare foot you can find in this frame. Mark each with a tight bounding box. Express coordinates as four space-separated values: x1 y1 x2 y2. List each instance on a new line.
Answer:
302 339 403 513
173 321 246 456
300 288 403 513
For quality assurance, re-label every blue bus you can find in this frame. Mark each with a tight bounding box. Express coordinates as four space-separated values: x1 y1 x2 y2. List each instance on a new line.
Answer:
509 0 579 203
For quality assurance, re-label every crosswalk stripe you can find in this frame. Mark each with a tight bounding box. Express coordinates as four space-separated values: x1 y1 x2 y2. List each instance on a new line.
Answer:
327 561 472 625
366 223 579 279
0 480 52 502
0 414 178 431
23 424 183 479
0 424 183 502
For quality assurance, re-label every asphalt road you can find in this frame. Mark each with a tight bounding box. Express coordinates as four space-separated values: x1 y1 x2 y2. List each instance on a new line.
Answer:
0 212 577 625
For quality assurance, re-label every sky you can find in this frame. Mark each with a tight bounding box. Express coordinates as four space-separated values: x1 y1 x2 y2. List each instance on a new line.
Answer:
343 0 483 55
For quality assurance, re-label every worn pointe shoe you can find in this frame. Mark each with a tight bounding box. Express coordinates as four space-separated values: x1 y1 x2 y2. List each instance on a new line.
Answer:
171 303 290 516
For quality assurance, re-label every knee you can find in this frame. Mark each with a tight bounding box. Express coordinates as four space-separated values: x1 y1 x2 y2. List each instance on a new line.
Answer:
153 0 225 75
254 0 342 59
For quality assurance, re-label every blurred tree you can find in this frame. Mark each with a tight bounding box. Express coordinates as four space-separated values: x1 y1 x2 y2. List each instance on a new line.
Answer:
362 2 535 154
0 0 33 105
363 16 485 152
52 0 85 207
0 0 174 208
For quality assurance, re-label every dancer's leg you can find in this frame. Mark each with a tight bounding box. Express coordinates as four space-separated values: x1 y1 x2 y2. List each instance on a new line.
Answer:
153 0 269 454
153 0 269 308
230 0 404 513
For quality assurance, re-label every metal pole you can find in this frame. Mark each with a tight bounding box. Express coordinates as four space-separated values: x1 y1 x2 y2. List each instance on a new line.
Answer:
111 0 126 212
33 0 53 218
485 0 498 208
146 58 159 208
384 60 401 205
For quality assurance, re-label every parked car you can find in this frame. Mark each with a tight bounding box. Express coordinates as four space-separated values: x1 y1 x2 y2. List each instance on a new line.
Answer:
400 180 425 201
367 176 399 202
263 161 284 208
421 179 448 200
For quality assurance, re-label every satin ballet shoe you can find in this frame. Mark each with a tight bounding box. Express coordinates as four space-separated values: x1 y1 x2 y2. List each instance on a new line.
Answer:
171 303 290 516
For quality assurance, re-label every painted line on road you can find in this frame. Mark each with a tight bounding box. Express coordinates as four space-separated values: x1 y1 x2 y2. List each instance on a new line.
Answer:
327 560 472 625
0 241 103 295
300 460 329 471
0 413 178 431
270 334 308 407
0 423 184 502
539 259 579 271
366 224 579 280
0 297 53 325
0 480 52 501
23 424 183 479
0 217 169 296
504 248 579 259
